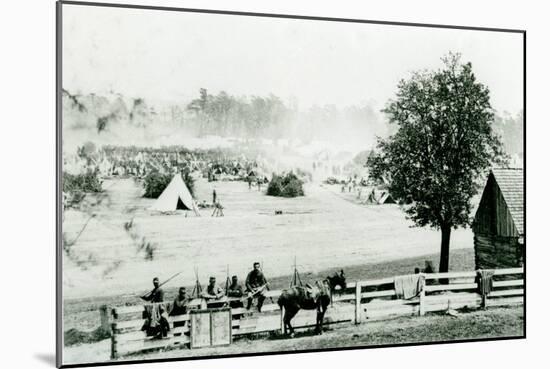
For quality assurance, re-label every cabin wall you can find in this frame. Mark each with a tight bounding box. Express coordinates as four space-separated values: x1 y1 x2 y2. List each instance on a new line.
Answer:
474 234 523 270
473 175 519 238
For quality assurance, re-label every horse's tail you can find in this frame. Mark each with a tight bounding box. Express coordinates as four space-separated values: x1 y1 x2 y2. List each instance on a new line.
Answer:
277 293 284 308
277 290 288 309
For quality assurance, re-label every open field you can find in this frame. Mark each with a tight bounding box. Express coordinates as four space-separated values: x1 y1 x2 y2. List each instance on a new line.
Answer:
62 305 523 365
63 177 474 300
61 177 516 367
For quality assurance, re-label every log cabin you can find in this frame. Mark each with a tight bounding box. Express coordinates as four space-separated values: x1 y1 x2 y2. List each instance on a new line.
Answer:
472 168 524 269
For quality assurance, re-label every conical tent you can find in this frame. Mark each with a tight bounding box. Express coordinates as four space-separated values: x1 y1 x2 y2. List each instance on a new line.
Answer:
150 174 200 215
377 191 396 204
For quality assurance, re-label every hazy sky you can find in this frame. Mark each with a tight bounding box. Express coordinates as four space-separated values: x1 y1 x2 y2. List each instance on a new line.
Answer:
62 4 523 113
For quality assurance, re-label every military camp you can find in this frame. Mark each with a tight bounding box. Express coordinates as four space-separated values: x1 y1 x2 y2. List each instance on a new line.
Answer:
58 5 525 365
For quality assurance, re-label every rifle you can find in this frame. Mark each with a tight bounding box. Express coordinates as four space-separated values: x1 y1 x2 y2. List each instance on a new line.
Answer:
225 265 230 297
191 266 203 299
140 271 182 300
241 283 275 304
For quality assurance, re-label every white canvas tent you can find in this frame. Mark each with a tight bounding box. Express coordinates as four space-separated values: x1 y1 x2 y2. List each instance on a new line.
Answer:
150 174 201 215
362 189 396 205
377 191 396 204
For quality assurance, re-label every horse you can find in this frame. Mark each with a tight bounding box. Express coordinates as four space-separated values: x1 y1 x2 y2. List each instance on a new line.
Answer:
326 269 346 294
277 270 346 337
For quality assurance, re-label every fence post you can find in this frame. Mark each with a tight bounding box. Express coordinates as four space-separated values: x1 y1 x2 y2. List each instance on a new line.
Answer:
355 282 362 324
110 308 118 360
99 305 109 331
419 274 426 316
110 323 118 360
280 306 285 334
481 270 487 310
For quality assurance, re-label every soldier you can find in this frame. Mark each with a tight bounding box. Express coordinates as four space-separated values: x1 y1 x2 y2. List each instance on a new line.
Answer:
140 277 164 303
140 277 169 338
201 276 224 300
211 201 224 217
202 276 226 309
257 178 262 191
227 275 245 309
245 262 269 312
169 287 189 316
423 260 435 286
423 260 435 273
227 275 244 298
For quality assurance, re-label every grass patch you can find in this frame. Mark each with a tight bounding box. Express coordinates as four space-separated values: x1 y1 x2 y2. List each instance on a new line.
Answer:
122 306 522 361
64 326 111 347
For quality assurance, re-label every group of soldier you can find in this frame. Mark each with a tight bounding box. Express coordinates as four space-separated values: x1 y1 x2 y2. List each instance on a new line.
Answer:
141 262 270 316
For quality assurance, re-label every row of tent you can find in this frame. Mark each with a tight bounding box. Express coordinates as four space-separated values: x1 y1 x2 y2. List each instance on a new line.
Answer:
151 174 397 214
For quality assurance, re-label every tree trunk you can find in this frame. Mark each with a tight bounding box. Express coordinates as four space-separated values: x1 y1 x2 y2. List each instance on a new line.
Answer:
439 224 452 284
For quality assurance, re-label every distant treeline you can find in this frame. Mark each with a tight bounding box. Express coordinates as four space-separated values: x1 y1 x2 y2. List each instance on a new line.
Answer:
187 88 289 138
186 88 387 141
493 110 524 157
62 88 523 156
62 88 388 144
101 144 262 160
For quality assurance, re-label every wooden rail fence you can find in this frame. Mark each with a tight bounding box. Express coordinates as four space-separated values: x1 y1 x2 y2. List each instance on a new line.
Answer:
106 267 523 359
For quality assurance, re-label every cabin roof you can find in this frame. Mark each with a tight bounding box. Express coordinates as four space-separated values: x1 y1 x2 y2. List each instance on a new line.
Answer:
491 168 524 236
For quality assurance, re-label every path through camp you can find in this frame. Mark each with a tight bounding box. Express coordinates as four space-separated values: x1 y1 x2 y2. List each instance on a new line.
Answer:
62 178 473 299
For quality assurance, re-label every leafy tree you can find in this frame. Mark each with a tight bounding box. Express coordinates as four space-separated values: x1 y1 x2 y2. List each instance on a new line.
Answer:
63 168 103 194
353 150 373 167
266 175 284 197
187 88 210 135
63 168 103 209
186 89 294 139
368 53 506 273
267 172 304 198
143 171 171 198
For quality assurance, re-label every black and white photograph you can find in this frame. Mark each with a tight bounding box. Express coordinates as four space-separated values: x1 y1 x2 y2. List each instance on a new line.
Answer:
57 1 525 367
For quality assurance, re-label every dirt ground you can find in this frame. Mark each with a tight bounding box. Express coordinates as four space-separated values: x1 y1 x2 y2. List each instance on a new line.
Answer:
62 176 476 339
62 177 474 300
62 305 523 365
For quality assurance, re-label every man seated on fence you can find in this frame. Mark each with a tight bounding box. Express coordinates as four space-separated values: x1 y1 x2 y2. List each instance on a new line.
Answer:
245 262 269 312
201 276 226 308
423 260 435 274
227 275 245 309
422 261 436 285
169 287 189 330
170 287 189 317
140 277 169 338
140 277 164 303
